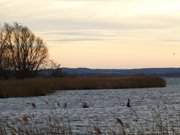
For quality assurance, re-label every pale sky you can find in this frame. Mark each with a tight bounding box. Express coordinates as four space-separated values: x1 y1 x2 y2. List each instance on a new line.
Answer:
0 0 180 68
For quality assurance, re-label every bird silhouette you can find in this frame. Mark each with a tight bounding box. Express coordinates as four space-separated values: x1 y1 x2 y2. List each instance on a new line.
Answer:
116 118 124 127
126 98 131 107
31 103 36 108
56 102 60 107
63 102 67 108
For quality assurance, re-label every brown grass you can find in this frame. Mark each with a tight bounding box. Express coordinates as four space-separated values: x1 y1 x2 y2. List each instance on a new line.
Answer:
0 107 179 135
0 76 166 97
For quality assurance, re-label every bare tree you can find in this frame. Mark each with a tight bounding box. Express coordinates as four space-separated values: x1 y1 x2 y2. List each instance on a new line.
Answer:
0 24 12 78
1 23 48 78
0 27 6 71
48 59 62 77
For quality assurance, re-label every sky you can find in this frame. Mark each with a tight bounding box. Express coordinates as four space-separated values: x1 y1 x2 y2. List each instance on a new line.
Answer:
0 0 180 69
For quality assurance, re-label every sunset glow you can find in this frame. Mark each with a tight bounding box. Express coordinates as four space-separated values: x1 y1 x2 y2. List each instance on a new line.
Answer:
1 0 180 68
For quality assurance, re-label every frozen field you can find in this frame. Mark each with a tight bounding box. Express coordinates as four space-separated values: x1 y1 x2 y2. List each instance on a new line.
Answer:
0 77 180 134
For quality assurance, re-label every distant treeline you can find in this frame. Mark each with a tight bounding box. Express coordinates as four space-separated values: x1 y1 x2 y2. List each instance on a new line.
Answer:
38 68 180 78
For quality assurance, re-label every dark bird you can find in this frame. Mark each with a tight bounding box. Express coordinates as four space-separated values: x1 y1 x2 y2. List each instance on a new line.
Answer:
57 102 60 107
31 103 36 108
63 102 67 109
116 118 124 127
126 98 131 107
82 102 89 108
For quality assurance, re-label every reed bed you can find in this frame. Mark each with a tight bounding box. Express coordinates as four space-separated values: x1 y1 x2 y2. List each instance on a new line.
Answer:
0 76 166 97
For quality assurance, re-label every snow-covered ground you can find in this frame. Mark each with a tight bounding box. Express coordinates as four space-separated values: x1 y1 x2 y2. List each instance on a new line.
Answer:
0 77 180 134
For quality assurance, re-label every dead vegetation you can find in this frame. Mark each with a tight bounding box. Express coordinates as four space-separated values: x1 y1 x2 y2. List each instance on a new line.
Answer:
0 106 179 135
0 76 166 97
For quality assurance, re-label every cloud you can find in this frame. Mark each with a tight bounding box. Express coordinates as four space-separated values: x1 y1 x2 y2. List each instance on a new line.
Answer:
47 38 104 42
40 29 116 43
32 15 180 43
39 30 116 38
1 0 180 43
29 17 170 31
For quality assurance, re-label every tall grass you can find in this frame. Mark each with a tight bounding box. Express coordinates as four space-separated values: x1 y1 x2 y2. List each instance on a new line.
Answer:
0 107 179 135
0 76 166 97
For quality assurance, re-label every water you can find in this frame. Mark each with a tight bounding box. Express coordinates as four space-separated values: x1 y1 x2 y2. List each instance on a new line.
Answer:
0 77 180 134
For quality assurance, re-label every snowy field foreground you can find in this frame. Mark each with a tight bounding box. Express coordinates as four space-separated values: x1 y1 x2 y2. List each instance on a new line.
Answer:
0 77 180 134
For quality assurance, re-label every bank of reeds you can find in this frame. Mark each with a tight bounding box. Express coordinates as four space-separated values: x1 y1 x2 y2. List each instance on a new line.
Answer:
0 76 166 97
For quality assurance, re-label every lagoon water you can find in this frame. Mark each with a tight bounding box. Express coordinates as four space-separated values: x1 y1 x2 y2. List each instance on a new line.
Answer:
0 77 180 134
